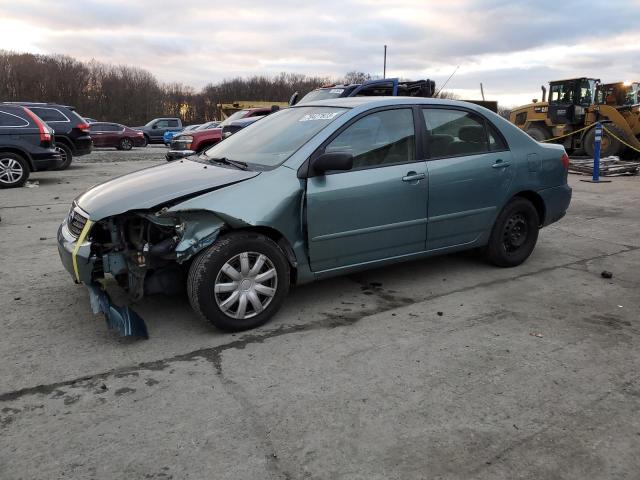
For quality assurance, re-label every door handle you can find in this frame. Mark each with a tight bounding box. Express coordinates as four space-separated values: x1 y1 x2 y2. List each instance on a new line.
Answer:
492 159 511 169
402 172 426 182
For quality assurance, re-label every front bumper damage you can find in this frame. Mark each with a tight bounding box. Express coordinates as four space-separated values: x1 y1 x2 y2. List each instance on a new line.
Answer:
57 206 226 338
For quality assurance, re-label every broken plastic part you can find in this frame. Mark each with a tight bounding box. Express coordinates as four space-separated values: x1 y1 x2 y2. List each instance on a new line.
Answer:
87 284 149 338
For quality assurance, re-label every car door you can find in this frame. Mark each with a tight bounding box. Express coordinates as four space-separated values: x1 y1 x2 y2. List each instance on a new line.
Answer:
151 120 169 141
89 123 106 147
422 107 514 250
306 107 428 272
104 124 122 147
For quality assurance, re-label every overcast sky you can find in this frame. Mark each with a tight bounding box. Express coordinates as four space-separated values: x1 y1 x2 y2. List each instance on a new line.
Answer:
1 0 639 106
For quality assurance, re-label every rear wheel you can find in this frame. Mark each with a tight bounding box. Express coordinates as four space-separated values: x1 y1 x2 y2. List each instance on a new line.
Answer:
486 198 540 267
187 232 290 331
54 143 73 170
0 153 29 188
525 125 550 142
583 124 623 157
118 138 133 151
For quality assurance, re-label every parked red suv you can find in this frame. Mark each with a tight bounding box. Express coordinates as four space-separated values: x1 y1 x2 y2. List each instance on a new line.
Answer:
89 122 146 150
166 108 274 161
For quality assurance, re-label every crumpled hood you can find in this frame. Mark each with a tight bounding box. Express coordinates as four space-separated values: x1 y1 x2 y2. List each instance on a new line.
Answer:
76 159 259 220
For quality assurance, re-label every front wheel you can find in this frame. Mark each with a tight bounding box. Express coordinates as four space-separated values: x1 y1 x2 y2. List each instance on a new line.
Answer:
0 153 30 188
187 232 290 331
54 143 73 170
583 124 623 157
485 198 540 267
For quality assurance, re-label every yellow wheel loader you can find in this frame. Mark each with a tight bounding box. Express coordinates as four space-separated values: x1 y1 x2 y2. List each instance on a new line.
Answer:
509 78 640 157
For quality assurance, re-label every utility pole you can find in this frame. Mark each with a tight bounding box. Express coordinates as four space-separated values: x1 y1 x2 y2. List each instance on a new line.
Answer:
383 45 387 78
480 83 485 101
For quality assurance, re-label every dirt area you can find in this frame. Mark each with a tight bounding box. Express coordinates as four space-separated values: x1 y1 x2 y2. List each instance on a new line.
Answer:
0 147 639 479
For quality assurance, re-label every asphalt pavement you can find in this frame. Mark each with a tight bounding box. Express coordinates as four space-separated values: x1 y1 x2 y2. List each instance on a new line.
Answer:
0 145 638 479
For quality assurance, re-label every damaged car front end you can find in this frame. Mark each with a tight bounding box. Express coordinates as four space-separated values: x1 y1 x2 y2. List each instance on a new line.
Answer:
58 202 227 337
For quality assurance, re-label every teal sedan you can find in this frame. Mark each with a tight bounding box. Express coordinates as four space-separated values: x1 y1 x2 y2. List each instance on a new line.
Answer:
57 97 571 335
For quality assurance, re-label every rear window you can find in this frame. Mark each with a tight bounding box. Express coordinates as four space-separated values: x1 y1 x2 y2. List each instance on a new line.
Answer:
0 110 29 128
298 88 347 104
28 107 69 122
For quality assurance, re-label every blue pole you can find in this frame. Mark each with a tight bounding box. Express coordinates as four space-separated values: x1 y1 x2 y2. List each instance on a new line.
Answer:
592 122 602 182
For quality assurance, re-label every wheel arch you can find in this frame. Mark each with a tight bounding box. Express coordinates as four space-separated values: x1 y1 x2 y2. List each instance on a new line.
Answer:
0 147 34 170
230 225 299 284
511 190 546 226
54 136 74 153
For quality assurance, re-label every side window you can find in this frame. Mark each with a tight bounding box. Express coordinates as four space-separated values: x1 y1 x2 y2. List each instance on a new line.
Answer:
422 109 488 158
167 119 179 128
0 111 29 127
155 120 169 128
30 107 67 122
487 122 507 151
325 108 415 169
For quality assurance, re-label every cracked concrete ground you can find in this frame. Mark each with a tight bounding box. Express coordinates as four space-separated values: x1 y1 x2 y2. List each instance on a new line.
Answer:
1 146 639 479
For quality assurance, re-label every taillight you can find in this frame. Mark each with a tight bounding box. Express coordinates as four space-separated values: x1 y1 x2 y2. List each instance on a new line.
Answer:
561 152 570 169
76 123 90 133
23 107 52 142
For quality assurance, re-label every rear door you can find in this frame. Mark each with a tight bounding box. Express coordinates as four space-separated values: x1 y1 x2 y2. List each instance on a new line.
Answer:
89 123 107 147
422 107 514 250
306 107 429 272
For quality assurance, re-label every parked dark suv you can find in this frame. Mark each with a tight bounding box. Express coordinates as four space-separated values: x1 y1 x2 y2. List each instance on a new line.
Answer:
3 102 92 169
0 105 61 188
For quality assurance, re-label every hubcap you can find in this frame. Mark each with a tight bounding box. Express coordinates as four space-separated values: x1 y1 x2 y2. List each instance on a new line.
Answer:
0 157 24 184
214 251 277 320
123 139 132 148
502 213 528 253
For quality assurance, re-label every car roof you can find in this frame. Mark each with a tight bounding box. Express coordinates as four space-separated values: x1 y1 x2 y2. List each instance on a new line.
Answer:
294 96 490 110
3 101 76 110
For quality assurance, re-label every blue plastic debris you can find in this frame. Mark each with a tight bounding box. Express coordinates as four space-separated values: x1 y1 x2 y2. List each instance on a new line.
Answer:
87 284 148 339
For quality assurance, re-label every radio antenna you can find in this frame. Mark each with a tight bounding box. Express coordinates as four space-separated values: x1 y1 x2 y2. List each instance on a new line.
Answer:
435 65 459 97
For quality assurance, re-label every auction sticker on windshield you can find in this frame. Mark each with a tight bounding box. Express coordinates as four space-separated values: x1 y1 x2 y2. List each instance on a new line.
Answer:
299 112 342 122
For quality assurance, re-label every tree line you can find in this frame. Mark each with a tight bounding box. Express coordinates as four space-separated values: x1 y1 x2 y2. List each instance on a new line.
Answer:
0 51 336 125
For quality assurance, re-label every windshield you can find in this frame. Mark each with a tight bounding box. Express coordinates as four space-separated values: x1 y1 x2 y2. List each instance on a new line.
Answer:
202 106 347 168
196 121 220 131
298 88 348 104
578 79 597 106
219 110 249 127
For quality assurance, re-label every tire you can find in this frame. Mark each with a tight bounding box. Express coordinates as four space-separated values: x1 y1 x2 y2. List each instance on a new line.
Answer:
485 198 540 267
141 135 149 147
583 124 623 157
525 125 550 142
53 143 73 170
118 138 133 151
0 152 30 188
187 231 290 331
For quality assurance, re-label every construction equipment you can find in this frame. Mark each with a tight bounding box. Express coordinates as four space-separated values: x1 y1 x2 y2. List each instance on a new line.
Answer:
509 77 640 157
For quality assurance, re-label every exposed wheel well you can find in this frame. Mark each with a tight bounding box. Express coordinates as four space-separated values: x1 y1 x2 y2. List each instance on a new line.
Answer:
513 191 545 226
0 148 33 171
231 226 298 284
54 136 74 153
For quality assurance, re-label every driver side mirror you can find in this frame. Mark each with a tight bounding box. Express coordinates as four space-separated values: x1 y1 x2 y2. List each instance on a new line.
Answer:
310 152 353 176
152 124 158 129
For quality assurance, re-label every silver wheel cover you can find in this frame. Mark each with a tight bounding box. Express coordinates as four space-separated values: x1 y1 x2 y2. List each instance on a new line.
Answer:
214 251 278 320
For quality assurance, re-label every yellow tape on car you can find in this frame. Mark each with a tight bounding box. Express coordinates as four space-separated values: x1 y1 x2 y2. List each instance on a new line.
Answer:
72 219 94 283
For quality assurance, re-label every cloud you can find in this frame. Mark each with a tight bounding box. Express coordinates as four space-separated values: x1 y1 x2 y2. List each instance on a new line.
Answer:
0 0 639 106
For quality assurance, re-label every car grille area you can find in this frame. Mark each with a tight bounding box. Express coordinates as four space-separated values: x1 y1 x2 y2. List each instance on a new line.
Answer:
67 209 88 237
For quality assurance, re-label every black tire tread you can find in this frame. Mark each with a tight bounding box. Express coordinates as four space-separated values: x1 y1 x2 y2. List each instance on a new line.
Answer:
486 197 539 268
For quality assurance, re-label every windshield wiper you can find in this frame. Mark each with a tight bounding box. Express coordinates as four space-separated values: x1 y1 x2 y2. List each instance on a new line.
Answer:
208 156 248 170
